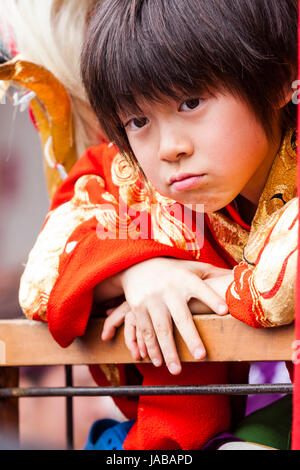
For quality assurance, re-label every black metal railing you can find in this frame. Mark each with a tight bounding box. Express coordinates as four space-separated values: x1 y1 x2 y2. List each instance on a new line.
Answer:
0 365 293 450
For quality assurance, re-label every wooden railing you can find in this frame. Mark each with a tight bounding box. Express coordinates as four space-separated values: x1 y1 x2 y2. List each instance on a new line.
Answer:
0 315 295 449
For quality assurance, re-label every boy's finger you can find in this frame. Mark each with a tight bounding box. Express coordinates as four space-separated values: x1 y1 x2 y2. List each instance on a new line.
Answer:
106 300 131 317
101 303 129 340
166 295 207 361
147 300 182 375
188 298 214 314
106 308 115 316
134 307 163 368
187 276 228 315
186 261 230 279
136 327 147 359
124 312 140 360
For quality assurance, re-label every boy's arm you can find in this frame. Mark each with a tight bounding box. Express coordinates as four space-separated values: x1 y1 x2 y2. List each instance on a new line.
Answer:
225 197 298 328
19 144 196 348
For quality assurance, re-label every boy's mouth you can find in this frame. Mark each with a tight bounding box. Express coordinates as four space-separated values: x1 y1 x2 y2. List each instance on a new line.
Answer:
169 173 206 191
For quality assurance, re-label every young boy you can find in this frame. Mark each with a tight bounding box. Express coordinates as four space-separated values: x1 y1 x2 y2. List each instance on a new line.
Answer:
19 0 298 450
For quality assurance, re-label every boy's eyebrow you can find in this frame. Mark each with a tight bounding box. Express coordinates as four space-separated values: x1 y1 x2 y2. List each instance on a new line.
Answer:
117 104 145 120
116 95 145 116
117 88 212 120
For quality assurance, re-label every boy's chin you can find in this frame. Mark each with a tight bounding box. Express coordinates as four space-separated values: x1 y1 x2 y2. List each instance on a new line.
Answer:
177 197 222 213
157 187 230 213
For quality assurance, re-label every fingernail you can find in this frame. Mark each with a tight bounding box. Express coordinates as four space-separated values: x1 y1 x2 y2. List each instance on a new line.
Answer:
169 363 181 375
194 348 205 360
218 304 228 315
153 358 161 367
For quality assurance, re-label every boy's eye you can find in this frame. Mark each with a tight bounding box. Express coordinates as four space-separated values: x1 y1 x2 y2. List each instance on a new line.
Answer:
180 98 202 111
125 117 149 130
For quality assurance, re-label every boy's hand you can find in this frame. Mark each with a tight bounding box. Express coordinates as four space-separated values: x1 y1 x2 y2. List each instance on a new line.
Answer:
111 258 232 375
101 270 234 369
102 303 147 361
188 272 234 312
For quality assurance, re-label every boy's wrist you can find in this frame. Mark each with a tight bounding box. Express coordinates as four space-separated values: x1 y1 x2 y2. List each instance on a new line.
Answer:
113 271 125 290
94 272 124 302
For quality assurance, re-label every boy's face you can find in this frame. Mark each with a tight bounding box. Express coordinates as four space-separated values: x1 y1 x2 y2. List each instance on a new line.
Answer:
121 91 281 212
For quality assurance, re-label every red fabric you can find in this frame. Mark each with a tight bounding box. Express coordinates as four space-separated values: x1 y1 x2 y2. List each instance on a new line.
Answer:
225 262 264 328
225 203 251 232
292 14 300 450
124 363 231 450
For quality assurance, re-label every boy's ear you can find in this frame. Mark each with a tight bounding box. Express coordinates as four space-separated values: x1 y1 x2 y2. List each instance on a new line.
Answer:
277 74 298 109
279 87 294 109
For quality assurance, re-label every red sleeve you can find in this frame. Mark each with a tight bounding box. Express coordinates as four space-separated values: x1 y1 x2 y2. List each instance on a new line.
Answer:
22 143 204 348
225 198 298 329
48 221 195 347
19 143 236 348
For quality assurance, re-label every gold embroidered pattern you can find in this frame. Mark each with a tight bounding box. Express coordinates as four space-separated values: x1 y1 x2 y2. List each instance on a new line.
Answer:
19 174 117 320
250 129 297 233
99 364 121 387
110 153 203 259
207 129 297 263
206 212 249 263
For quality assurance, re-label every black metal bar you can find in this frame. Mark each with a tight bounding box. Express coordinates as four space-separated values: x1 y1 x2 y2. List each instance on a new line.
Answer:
0 383 293 398
64 366 73 451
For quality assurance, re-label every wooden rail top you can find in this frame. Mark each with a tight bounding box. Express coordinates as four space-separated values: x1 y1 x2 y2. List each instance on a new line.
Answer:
0 316 295 367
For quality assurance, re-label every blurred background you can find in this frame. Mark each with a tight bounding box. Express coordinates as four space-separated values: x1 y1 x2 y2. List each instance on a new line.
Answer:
0 93 48 318
0 99 123 450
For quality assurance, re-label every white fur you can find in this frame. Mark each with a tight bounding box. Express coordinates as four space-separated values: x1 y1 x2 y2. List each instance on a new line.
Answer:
0 0 104 157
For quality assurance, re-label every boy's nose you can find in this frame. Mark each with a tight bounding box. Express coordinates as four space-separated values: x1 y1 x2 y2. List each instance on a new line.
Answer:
158 131 194 162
